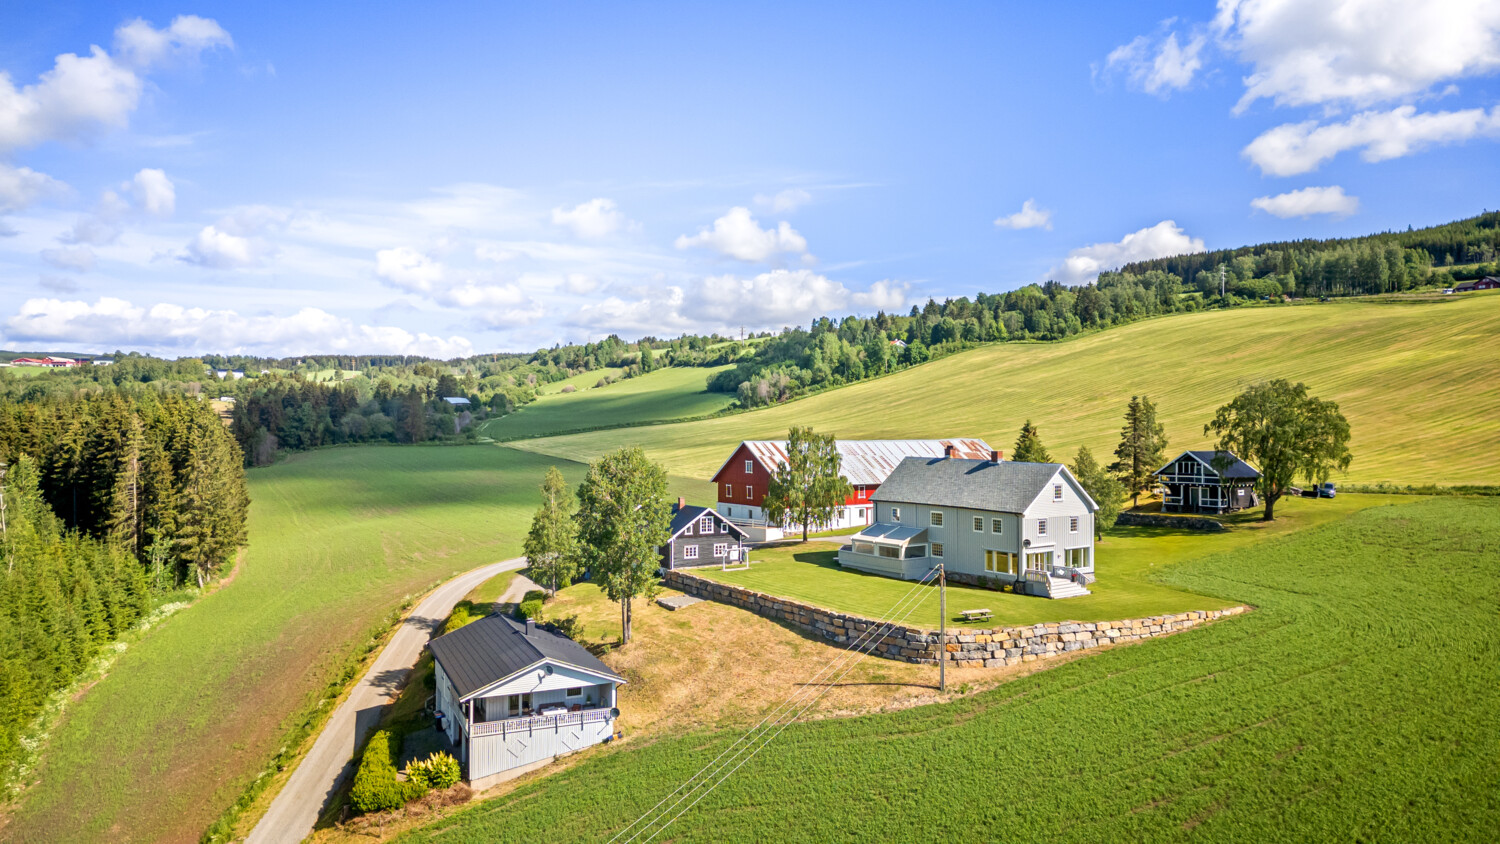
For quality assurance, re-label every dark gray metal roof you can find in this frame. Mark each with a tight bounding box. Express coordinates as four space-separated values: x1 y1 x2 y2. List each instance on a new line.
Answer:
1159 450 1262 480
668 504 748 540
428 614 624 700
872 457 1097 514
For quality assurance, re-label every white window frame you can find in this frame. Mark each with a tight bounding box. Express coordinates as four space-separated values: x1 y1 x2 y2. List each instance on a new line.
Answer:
745 459 754 474
929 510 944 527
973 516 984 532
713 542 728 557
1070 516 1079 533
892 507 901 521
565 686 583 698
683 523 693 536
1038 519 1048 536
991 518 1003 534
1054 483 1063 501
699 516 714 534
724 483 733 498
931 542 944 558
683 544 699 560
745 484 753 499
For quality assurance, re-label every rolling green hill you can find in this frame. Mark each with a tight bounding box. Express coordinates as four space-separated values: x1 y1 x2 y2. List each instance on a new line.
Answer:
514 294 1500 485
478 364 736 441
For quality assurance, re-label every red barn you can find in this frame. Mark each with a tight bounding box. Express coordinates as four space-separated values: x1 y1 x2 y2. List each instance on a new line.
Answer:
1453 277 1499 292
711 438 995 538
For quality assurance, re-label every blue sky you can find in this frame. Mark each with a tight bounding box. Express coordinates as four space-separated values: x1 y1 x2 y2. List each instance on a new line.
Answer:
2 1 1498 357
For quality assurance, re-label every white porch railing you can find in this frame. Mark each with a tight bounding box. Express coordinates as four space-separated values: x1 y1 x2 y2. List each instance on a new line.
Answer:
467 706 613 738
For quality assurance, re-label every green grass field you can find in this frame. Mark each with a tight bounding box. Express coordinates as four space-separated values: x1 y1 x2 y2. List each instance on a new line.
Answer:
395 494 1500 843
479 365 735 441
1 445 707 844
513 296 1500 485
535 367 626 395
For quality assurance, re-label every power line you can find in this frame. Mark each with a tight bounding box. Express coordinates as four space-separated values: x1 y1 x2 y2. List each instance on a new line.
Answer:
611 566 944 844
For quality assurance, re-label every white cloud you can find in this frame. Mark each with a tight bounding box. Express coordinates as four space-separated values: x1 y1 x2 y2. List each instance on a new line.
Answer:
373 246 542 326
113 15 233 68
182 225 258 268
0 16 230 153
993 199 1053 231
62 189 130 245
375 246 445 291
40 245 96 272
1103 27 1208 95
1216 0 1500 113
1243 104 1500 175
1049 220 1205 284
3 297 472 358
129 168 175 216
674 207 810 262
0 164 66 214
753 188 812 213
1250 185 1359 218
550 197 627 238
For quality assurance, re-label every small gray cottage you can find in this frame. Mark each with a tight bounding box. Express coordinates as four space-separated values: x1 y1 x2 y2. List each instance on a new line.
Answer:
1154 450 1261 514
429 615 624 789
840 457 1098 599
660 499 748 570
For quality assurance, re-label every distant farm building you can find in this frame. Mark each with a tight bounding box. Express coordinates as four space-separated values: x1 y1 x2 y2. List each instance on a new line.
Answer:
12 356 82 367
712 438 994 539
659 499 748 570
442 396 472 406
1153 450 1261 515
1453 277 1499 292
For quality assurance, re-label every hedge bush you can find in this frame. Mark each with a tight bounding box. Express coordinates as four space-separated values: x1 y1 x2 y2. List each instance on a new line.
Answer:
516 598 544 620
350 730 425 813
408 751 462 790
523 589 547 603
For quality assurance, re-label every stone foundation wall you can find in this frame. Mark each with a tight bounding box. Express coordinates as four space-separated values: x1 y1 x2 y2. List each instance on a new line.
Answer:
1116 512 1227 531
663 570 1248 667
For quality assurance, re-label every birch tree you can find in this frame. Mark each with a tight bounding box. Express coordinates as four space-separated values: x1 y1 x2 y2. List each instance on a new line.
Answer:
762 427 852 542
523 467 578 595
573 447 671 644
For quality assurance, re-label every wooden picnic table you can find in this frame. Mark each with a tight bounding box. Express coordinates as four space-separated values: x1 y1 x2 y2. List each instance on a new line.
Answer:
959 608 993 621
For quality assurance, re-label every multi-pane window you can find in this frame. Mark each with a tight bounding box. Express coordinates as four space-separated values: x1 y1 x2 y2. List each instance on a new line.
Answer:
930 511 944 527
724 483 733 498
745 484 753 499
713 543 728 557
930 543 944 558
699 516 714 533
1038 519 1048 535
892 507 901 520
1070 516 1079 533
1066 547 1089 567
1054 483 1063 501
745 460 754 473
985 550 1016 573
991 518 1003 534
973 516 984 532
683 545 699 559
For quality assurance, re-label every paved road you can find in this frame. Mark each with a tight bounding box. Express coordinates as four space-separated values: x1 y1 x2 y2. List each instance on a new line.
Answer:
247 557 526 844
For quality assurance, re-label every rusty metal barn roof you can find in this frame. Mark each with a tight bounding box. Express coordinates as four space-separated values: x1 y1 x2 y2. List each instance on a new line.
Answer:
725 438 994 486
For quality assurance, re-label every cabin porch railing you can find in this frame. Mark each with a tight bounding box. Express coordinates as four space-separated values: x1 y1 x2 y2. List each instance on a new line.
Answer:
466 706 613 738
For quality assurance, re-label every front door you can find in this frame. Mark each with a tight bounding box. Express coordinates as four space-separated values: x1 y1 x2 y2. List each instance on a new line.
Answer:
1188 487 1201 512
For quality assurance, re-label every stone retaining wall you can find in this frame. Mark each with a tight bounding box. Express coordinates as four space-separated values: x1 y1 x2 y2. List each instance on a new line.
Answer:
1116 512 1227 532
663 570 1248 667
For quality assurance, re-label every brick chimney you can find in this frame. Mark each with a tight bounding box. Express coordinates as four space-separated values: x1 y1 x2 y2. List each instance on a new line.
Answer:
943 443 956 458
990 449 1002 463
676 496 685 511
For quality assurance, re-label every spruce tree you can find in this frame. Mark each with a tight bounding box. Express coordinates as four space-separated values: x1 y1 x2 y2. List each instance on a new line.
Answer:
1070 446 1124 540
1011 420 1052 463
1110 395 1168 507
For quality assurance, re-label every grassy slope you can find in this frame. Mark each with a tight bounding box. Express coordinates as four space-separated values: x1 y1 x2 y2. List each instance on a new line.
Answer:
479 365 735 441
535 367 625 395
396 495 1500 843
2 445 706 844
513 296 1500 485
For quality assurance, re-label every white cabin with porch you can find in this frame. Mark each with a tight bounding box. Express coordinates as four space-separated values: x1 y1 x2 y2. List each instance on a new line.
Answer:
428 614 624 789
839 457 1098 599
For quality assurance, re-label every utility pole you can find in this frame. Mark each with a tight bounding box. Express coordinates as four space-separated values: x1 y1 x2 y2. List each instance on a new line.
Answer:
1219 265 1226 299
938 564 947 692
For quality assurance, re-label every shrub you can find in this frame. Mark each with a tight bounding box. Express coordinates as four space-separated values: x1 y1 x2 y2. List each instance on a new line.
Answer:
560 384 577 393
442 602 479 634
350 730 425 813
409 751 461 789
550 614 585 641
516 599 543 620
523 589 547 603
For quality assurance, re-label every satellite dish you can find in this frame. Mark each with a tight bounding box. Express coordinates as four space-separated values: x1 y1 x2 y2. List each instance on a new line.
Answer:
1023 539 1031 548
544 665 554 675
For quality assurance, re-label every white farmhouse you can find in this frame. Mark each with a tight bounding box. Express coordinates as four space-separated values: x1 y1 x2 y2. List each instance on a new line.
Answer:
840 456 1098 599
429 615 624 788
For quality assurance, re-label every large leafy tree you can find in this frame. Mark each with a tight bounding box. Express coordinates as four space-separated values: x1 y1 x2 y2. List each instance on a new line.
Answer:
1110 395 1168 507
1011 420 1052 463
762 426 853 542
1071 446 1124 541
523 467 579 595
1205 380 1352 521
573 447 671 644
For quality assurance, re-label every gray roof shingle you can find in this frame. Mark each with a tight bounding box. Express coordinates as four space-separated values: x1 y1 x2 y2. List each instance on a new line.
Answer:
428 614 624 700
1162 450 1262 480
872 457 1095 514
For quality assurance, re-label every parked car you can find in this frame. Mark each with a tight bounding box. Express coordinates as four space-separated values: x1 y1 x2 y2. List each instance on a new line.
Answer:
1317 482 1337 498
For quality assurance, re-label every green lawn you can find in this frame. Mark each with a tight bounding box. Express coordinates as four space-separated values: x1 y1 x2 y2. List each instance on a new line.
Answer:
535 367 625 395
1 444 706 844
704 495 1383 627
395 494 1500 843
479 365 736 441
514 295 1500 485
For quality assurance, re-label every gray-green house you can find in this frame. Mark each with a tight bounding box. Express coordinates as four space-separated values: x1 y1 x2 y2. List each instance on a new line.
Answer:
839 456 1098 599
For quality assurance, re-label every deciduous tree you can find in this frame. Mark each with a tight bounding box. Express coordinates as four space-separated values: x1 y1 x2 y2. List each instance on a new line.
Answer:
573 447 671 644
1205 380 1352 521
762 427 852 542
1071 446 1123 540
523 467 579 595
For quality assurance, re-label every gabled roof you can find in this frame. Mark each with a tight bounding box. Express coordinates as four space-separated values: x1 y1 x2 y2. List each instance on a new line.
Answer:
428 614 624 701
668 503 747 541
1155 450 1261 480
871 457 1098 514
713 438 994 486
